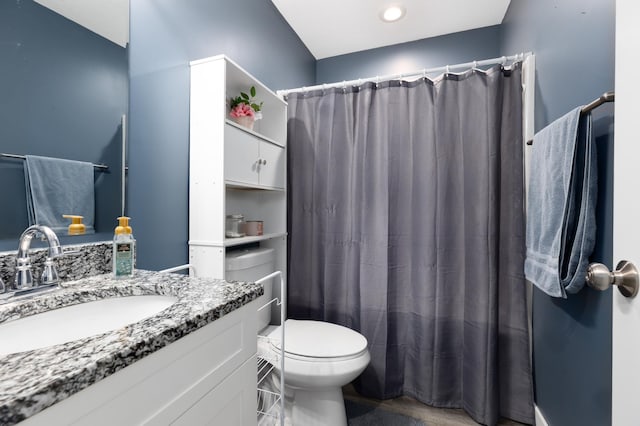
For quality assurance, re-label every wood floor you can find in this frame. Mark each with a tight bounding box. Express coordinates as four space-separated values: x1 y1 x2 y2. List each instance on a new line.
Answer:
343 384 527 426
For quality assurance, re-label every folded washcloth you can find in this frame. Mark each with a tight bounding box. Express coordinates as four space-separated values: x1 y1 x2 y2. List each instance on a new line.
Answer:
524 107 597 298
24 155 95 235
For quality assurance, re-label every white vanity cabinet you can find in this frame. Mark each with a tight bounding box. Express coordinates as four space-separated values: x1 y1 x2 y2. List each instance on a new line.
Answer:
188 55 287 285
21 299 259 426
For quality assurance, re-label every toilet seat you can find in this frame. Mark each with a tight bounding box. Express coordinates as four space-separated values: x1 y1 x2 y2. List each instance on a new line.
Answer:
278 347 369 363
270 319 368 360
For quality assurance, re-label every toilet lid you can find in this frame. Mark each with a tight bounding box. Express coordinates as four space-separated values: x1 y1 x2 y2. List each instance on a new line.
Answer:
272 320 368 358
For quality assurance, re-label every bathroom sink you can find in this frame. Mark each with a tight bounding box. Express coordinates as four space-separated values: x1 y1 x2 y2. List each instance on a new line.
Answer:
0 295 178 355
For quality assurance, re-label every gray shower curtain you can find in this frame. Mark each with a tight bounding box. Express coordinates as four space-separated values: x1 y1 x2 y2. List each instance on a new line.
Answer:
286 63 534 426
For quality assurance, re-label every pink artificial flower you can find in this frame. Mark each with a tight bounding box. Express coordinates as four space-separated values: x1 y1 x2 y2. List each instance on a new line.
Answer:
230 103 255 118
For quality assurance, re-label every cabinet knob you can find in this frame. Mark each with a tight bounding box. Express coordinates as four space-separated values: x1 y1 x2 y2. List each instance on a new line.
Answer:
262 159 267 165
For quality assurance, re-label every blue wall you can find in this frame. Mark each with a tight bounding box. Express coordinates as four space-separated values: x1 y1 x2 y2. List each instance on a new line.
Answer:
501 1 615 425
129 2 614 423
316 26 502 84
129 0 315 270
0 0 128 249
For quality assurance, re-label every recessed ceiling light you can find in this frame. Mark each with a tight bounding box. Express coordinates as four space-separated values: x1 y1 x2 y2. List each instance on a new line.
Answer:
380 5 406 23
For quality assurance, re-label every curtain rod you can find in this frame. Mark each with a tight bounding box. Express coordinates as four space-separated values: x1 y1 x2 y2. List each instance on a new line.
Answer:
525 91 615 146
0 153 109 171
278 52 532 97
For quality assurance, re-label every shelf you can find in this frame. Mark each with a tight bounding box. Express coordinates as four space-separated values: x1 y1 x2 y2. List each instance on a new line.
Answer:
225 180 286 192
257 357 277 388
257 300 284 426
224 232 287 247
257 388 281 425
225 119 284 147
189 233 287 248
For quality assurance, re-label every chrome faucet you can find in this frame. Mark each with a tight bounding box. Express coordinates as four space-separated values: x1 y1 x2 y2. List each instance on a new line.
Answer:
14 225 63 290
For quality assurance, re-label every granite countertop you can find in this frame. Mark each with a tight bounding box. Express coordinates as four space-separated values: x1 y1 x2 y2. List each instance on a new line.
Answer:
0 270 263 424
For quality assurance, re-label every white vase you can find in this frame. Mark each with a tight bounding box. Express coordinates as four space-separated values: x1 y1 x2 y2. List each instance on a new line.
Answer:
231 115 255 130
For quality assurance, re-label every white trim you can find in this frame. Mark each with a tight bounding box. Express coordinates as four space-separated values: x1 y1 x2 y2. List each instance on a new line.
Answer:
522 54 536 145
523 55 538 426
613 1 640 425
121 114 127 217
535 405 549 426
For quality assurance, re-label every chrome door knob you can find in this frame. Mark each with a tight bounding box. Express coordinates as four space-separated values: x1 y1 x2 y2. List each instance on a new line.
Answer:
586 260 639 298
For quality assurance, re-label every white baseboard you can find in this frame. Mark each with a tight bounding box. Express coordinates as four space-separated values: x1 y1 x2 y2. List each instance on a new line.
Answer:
535 405 549 426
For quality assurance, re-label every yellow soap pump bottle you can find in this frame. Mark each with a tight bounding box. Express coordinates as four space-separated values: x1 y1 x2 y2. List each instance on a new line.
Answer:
113 216 135 278
62 215 86 235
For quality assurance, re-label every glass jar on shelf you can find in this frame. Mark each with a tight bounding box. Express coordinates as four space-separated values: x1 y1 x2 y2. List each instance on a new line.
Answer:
225 214 246 237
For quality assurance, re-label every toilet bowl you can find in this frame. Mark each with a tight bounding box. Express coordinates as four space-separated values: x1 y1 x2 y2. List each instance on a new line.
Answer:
264 319 370 426
225 248 370 425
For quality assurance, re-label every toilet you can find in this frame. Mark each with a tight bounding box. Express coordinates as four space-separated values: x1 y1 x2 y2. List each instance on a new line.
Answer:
266 319 370 426
225 248 371 426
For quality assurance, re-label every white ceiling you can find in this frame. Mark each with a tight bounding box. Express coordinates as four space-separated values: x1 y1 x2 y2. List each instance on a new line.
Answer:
35 0 129 48
271 0 512 59
32 0 509 57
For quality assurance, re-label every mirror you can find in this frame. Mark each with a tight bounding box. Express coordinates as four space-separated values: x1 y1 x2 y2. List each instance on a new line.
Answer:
0 0 129 250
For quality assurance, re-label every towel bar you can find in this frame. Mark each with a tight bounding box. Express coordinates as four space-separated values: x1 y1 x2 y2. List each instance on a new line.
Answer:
586 260 638 298
0 153 109 171
526 91 614 145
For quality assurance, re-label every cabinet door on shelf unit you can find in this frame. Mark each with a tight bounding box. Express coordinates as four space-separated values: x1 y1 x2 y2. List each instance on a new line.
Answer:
224 124 260 186
258 141 285 189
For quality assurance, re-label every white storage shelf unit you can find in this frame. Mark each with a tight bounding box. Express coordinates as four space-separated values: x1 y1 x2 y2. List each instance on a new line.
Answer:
255 271 286 426
189 54 287 281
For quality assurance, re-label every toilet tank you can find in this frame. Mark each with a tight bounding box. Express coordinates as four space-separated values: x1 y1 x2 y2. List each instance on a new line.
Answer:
225 247 275 332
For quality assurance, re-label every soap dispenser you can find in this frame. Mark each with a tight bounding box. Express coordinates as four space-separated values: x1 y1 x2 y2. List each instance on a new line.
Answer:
63 214 86 235
113 216 135 278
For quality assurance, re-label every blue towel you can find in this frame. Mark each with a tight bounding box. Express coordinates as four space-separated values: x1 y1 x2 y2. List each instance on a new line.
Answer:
524 107 597 298
24 155 95 235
